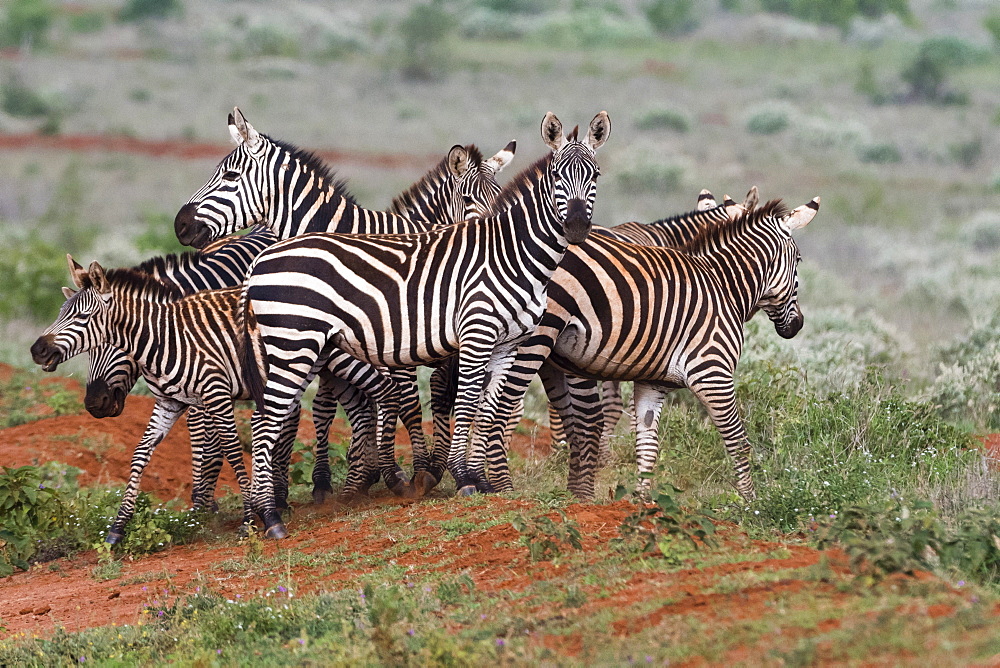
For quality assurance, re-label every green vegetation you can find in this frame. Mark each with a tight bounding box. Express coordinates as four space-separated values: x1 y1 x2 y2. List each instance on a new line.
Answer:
901 37 988 104
0 464 205 575
118 0 182 22
758 0 911 31
615 482 717 564
643 0 698 36
0 0 53 49
397 1 457 81
510 510 582 561
634 107 691 133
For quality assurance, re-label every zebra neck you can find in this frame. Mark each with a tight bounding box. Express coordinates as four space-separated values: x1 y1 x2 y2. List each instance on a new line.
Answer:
509 174 569 273
695 236 775 319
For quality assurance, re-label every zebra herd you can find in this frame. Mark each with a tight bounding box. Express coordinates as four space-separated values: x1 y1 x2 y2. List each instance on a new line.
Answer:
30 107 818 542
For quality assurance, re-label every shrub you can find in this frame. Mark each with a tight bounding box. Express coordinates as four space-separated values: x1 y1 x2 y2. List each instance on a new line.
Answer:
985 13 1000 49
858 142 902 164
135 210 190 255
118 0 182 22
948 138 982 169
643 0 698 37
746 107 789 135
67 10 106 33
1 74 51 117
397 1 457 81
615 482 716 564
759 0 910 31
528 8 654 48
0 465 67 575
0 0 54 49
616 161 684 194
0 232 69 322
924 316 1000 430
635 108 690 133
511 510 582 561
901 37 987 104
473 0 547 14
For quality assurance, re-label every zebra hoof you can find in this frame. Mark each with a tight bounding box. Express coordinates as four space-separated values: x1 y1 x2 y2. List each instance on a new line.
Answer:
456 485 477 497
105 530 125 545
312 487 332 505
264 522 289 540
412 471 438 497
387 480 412 498
394 469 411 485
474 479 497 494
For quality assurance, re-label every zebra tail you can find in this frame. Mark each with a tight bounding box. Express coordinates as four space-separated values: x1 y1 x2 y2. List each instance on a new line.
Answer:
238 285 268 410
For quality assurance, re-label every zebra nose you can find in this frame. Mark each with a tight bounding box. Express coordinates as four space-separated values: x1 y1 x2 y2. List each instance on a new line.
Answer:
85 379 125 418
776 311 803 339
563 198 592 245
175 203 209 248
30 335 61 372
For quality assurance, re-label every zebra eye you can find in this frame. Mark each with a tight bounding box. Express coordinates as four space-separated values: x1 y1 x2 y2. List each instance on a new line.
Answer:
222 170 240 181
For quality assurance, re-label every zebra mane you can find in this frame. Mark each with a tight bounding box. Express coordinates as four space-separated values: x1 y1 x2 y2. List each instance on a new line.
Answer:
495 153 550 212
679 199 790 253
389 144 484 217
645 203 728 230
133 250 199 280
86 266 185 301
268 136 358 207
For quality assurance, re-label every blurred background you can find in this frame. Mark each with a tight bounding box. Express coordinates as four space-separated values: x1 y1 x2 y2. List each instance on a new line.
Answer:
0 0 998 429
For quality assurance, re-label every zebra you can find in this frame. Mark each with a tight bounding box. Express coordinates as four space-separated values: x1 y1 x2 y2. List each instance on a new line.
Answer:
30 261 257 543
175 107 516 494
466 197 818 501
240 111 610 538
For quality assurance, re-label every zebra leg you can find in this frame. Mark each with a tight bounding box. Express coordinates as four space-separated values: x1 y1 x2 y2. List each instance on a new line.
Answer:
688 376 756 501
548 402 567 448
188 407 222 512
310 373 340 504
392 367 427 480
597 381 624 467
106 400 186 544
632 383 669 497
475 327 560 492
449 344 501 495
336 380 380 500
423 359 458 493
459 340 522 494
202 390 254 531
272 401 301 512
541 366 602 500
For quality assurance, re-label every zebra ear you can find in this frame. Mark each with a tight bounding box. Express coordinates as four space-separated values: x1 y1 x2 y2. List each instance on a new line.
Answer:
88 261 111 294
541 112 565 152
446 145 469 178
723 194 745 220
743 185 759 213
696 189 717 211
585 111 610 150
67 254 88 289
485 140 516 174
231 107 262 153
61 286 76 300
782 197 820 232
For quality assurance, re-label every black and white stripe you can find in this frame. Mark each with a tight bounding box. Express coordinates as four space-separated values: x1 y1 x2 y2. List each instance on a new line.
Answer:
468 197 818 500
240 111 610 538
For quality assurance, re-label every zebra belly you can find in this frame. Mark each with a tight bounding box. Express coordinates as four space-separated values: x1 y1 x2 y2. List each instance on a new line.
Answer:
550 325 690 385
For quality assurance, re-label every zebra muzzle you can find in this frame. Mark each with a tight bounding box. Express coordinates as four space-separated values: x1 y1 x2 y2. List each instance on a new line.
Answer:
85 380 127 418
30 335 62 372
174 203 211 249
563 198 592 245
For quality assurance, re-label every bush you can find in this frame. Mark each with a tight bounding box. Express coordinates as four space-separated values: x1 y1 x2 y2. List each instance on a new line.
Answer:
1 74 51 117
948 138 982 169
759 0 910 31
615 482 716 564
635 108 690 133
746 107 790 135
924 316 1000 430
616 161 684 194
118 0 182 22
901 37 987 104
643 0 698 37
527 8 655 48
0 0 54 49
0 232 69 322
397 1 457 81
511 510 582 561
0 465 67 575
858 142 902 164
985 13 1000 49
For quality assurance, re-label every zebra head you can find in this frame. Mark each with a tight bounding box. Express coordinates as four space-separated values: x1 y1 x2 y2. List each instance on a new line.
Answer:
175 107 277 248
542 111 610 244
31 256 114 373
757 197 820 339
448 140 516 223
84 346 139 418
